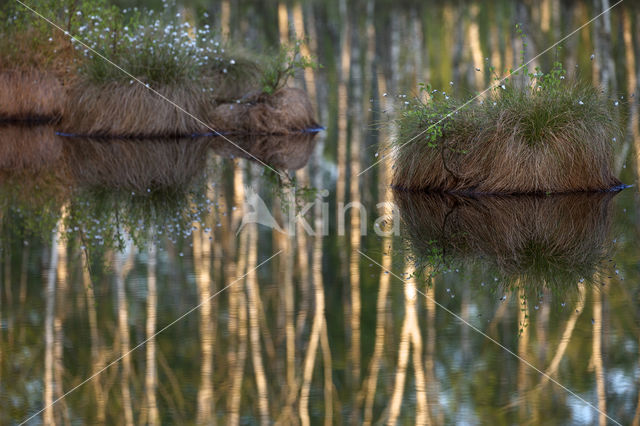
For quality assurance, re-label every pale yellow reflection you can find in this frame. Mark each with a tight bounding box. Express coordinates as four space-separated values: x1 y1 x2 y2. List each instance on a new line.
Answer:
81 245 106 424
245 166 270 425
363 73 393 426
142 242 159 426
228 163 247 426
335 0 350 223
115 244 134 426
387 264 429 425
43 225 59 426
194 211 215 425
517 286 529 420
591 287 607 426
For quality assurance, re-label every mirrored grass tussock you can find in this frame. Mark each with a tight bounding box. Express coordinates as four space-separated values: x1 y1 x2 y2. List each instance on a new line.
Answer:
395 190 619 297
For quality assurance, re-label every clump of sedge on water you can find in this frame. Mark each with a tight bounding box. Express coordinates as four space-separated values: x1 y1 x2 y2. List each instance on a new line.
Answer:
392 25 623 194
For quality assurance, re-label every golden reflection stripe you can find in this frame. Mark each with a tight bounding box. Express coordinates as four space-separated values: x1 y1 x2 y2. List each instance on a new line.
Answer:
357 249 622 426
19 250 283 425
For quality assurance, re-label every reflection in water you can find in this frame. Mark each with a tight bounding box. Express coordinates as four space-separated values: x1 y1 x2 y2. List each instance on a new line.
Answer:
143 241 159 426
194 221 214 425
2 0 640 424
115 243 135 426
395 191 619 295
43 228 57 426
397 190 622 422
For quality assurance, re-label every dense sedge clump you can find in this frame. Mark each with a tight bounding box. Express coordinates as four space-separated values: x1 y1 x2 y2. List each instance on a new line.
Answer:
1 0 318 134
392 62 623 193
0 69 66 121
0 0 89 120
394 190 617 298
59 4 249 135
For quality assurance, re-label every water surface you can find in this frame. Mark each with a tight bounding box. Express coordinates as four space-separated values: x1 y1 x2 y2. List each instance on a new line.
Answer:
2 1 640 424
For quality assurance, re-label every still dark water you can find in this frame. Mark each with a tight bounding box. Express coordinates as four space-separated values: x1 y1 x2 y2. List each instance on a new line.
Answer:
2 1 640 424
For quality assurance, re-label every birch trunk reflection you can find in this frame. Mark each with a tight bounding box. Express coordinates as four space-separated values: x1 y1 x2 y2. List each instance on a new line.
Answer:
195 219 215 425
43 228 58 426
335 0 350 224
115 245 134 426
54 222 68 426
387 264 423 425
245 176 270 424
538 283 586 388
143 242 158 426
228 164 247 426
363 72 393 426
82 247 106 424
348 6 363 407
517 286 529 421
299 152 333 424
592 288 607 426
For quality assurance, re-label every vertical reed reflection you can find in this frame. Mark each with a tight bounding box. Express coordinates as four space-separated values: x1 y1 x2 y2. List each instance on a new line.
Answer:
54 218 69 425
362 72 393 426
592 287 607 426
298 231 328 426
43 227 58 426
387 263 427 424
537 284 586 388
82 246 107 424
245 166 270 425
2 1 640 423
517 285 529 421
195 214 215 425
299 144 333 425
143 242 158 426
115 244 134 426
228 163 247 426
348 7 363 411
335 0 350 225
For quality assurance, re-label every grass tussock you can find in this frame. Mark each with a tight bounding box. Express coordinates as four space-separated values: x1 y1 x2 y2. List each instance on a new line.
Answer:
211 88 318 135
393 63 622 193
60 81 209 137
0 25 77 78
211 132 318 170
0 1 318 133
395 190 617 294
62 136 210 192
0 70 66 121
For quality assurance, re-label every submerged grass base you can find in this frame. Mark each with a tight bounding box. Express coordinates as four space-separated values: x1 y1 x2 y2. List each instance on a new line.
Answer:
393 72 622 194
